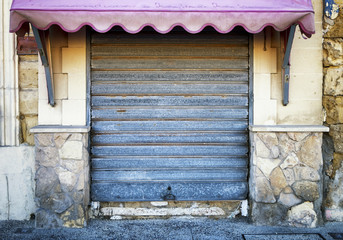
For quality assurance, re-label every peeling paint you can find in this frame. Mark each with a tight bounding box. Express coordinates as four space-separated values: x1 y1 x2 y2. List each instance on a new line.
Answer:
325 0 340 20
101 207 226 217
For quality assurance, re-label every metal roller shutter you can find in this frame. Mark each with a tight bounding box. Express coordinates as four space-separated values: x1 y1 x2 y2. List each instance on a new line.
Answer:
90 27 250 202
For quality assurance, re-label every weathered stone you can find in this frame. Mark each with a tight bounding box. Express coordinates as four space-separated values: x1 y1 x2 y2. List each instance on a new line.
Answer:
279 192 302 207
83 167 90 194
323 96 343 124
19 90 38 115
60 206 73 222
287 202 317 228
69 134 83 141
35 146 59 167
253 176 276 203
251 202 288 226
54 133 71 148
280 153 299 169
325 163 343 211
324 67 343 96
326 209 343 222
40 193 74 214
256 157 281 178
323 38 343 66
20 115 38 145
35 209 63 229
54 184 62 194
19 55 39 89
283 168 296 186
35 134 54 147
77 172 85 191
255 140 271 158
292 181 319 202
62 160 84 173
35 167 59 197
297 135 322 170
52 193 74 214
60 205 83 228
270 167 288 196
270 146 280 158
82 134 89 147
331 153 343 179
19 55 38 62
257 133 279 148
324 10 343 38
278 133 295 158
326 165 334 179
330 125 343 153
33 130 90 228
72 191 84 203
283 186 293 194
287 133 310 142
82 148 89 165
253 167 265 178
59 141 83 160
294 166 320 182
323 133 335 163
64 220 82 228
78 205 85 219
58 169 77 192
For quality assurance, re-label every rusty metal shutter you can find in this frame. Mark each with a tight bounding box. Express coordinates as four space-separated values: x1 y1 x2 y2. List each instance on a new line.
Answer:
90 27 249 202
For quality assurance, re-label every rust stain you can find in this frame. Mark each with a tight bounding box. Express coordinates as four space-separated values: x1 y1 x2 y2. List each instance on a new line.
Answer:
117 110 127 113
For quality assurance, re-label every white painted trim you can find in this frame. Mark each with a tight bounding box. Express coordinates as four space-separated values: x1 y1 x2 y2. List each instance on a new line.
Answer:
0 0 20 146
30 125 90 133
241 200 249 217
249 125 329 132
101 207 226 217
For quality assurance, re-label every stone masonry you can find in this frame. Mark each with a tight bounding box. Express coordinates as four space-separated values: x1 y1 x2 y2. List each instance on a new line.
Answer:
250 132 323 228
19 55 38 145
323 0 343 222
34 132 89 228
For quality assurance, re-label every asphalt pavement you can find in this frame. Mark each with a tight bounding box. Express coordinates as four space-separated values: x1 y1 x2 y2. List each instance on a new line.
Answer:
0 218 343 240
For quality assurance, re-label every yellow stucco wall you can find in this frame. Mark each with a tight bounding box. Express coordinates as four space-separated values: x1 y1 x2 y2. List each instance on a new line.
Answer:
38 27 86 126
254 0 323 125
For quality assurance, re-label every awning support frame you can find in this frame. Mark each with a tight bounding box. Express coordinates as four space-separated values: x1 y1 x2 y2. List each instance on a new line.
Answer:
282 24 296 106
32 25 55 106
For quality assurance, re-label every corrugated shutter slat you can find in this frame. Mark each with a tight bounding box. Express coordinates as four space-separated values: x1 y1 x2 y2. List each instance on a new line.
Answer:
90 28 249 202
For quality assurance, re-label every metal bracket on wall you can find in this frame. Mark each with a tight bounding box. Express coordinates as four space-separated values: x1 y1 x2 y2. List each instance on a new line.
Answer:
282 24 296 106
32 25 55 106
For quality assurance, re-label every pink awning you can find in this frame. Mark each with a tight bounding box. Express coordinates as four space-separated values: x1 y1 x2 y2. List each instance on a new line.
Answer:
10 0 315 36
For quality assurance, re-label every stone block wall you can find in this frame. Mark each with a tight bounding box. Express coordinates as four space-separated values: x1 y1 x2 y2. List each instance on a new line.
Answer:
33 130 89 228
323 0 343 222
19 55 38 145
250 131 324 228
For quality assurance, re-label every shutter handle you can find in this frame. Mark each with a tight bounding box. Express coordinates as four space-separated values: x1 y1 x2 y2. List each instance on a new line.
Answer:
161 186 176 201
